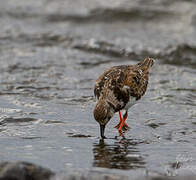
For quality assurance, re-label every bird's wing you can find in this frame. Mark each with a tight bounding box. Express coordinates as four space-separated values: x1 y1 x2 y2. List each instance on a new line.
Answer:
94 66 130 111
94 66 129 96
124 67 149 100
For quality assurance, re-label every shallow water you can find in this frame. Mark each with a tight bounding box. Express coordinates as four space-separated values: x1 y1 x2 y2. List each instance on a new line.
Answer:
0 0 196 177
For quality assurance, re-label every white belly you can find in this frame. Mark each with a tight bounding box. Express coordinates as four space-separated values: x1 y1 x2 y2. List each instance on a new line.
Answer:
121 86 138 111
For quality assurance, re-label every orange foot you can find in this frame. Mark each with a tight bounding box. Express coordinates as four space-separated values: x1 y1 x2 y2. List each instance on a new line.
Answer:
118 129 125 138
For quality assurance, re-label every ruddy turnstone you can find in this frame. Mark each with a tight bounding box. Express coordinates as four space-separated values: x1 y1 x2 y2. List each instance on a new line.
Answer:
93 57 154 138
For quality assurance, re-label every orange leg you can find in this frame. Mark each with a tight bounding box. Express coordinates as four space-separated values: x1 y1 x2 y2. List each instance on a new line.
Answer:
114 111 129 129
118 111 128 132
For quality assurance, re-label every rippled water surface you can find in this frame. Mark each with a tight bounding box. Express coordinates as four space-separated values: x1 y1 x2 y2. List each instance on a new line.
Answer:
0 0 196 177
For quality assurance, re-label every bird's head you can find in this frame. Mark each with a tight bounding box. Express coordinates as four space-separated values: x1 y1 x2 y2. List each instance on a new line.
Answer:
93 98 114 138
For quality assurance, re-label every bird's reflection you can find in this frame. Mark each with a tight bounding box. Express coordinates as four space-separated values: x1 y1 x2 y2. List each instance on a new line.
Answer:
93 138 146 170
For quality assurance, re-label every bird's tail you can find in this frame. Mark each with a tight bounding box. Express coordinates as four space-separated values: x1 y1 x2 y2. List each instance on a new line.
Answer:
137 57 154 70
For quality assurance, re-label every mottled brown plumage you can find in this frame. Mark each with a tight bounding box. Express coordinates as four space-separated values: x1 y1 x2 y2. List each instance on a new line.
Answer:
93 57 154 138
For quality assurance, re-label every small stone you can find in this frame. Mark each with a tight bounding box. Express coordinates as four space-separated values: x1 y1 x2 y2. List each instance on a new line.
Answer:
0 161 54 180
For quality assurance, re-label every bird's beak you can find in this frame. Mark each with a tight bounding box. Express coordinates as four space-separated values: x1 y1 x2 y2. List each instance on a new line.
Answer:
100 124 106 139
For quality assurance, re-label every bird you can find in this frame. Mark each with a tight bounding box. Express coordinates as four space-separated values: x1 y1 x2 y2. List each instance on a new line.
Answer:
93 57 154 138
